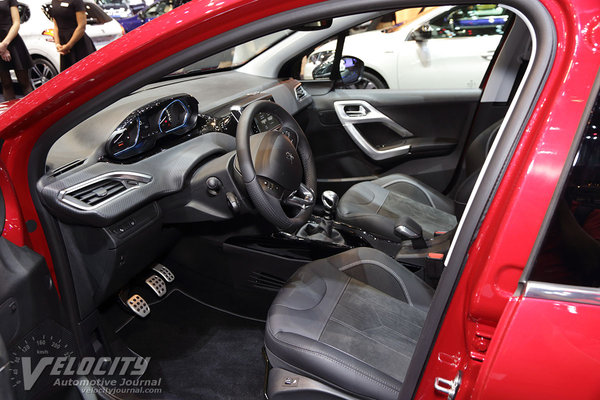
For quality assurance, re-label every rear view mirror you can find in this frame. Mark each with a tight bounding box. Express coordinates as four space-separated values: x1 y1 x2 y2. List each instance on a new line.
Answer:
312 56 365 86
292 19 333 31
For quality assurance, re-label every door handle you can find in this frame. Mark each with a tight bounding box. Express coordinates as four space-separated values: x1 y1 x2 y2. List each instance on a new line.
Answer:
343 105 368 118
334 100 414 161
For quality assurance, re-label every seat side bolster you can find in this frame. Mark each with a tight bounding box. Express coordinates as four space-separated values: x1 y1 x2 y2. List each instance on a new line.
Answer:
265 330 403 400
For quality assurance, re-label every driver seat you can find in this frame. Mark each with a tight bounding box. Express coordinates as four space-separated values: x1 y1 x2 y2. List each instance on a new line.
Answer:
265 247 433 399
336 120 503 241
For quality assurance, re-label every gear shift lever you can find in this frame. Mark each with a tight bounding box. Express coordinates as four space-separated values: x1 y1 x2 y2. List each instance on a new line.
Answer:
296 190 344 245
322 190 339 220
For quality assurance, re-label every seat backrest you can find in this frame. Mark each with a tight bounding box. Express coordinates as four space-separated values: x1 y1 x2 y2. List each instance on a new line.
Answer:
452 119 503 216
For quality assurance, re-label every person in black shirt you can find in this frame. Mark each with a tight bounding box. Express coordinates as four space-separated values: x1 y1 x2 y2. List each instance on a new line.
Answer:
50 0 96 71
0 0 33 100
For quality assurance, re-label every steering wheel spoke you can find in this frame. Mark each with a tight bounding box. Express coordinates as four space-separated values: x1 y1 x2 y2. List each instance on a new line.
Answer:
258 176 285 200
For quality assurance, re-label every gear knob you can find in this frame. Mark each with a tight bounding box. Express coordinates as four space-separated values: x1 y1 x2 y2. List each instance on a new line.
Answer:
322 190 339 220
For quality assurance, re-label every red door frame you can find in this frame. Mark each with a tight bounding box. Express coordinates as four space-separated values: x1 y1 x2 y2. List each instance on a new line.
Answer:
415 0 600 398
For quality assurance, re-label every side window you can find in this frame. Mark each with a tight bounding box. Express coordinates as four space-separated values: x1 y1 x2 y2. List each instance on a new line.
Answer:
529 93 600 288
301 4 511 90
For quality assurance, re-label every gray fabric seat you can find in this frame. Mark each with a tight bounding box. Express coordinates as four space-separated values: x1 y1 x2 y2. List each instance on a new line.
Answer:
265 247 434 400
337 120 503 241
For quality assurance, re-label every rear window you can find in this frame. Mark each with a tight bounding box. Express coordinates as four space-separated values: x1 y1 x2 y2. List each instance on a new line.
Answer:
42 2 112 25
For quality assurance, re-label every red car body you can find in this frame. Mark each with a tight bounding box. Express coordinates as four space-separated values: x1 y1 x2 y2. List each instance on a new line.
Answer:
0 0 599 399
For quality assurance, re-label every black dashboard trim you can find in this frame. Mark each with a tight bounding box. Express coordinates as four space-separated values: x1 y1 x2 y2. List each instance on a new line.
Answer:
38 132 236 227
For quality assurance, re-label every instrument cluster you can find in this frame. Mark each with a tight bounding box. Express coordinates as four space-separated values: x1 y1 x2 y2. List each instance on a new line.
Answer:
106 94 199 161
105 94 289 162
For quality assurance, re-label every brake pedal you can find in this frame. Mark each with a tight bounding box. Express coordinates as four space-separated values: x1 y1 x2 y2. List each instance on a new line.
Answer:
145 275 167 297
127 294 150 318
152 264 175 282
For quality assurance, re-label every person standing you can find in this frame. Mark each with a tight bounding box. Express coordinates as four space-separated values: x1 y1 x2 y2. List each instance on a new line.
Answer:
0 0 34 100
50 0 96 71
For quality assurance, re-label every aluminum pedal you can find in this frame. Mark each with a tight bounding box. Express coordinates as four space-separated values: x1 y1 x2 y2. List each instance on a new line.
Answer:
127 294 150 317
152 264 175 283
145 275 167 297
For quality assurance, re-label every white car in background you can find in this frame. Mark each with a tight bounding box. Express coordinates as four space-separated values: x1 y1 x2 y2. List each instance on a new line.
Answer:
303 5 510 89
16 0 124 88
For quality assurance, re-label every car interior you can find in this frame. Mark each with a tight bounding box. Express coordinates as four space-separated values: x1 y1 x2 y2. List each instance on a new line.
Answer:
4 2 540 399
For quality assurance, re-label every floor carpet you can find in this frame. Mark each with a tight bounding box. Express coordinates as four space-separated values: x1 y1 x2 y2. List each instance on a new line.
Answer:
117 290 266 400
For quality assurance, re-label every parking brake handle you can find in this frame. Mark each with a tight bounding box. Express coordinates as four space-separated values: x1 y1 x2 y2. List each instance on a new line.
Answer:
394 216 427 249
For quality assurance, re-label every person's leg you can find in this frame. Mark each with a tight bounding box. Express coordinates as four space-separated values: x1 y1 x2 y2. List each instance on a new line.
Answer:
0 70 15 100
15 69 33 95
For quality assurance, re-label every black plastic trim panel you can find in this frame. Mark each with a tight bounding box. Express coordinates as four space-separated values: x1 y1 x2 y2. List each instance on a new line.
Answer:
38 132 235 226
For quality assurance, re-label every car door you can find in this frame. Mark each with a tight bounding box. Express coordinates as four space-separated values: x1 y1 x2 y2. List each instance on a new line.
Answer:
469 85 600 400
0 163 71 400
296 5 513 196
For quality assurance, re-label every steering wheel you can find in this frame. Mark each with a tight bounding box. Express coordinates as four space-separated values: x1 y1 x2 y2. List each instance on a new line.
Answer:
236 100 316 231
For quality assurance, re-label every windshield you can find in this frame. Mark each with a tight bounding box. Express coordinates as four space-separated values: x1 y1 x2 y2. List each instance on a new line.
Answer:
170 30 292 76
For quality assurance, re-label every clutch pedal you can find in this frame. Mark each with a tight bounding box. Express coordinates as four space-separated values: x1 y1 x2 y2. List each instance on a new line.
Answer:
152 264 175 282
145 275 167 297
127 294 150 318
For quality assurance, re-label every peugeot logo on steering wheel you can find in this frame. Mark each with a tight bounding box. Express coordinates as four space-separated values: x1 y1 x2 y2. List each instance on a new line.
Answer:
285 152 295 164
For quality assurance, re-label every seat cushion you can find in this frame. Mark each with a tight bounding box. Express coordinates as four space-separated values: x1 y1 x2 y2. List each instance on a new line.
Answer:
265 248 433 400
337 174 457 241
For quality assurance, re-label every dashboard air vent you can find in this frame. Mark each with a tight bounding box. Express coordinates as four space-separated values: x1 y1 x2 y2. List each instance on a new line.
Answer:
69 179 127 206
294 84 308 101
59 172 152 210
50 159 85 177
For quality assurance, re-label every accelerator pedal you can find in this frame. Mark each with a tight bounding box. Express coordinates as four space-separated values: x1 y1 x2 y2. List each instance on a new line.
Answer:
152 264 175 283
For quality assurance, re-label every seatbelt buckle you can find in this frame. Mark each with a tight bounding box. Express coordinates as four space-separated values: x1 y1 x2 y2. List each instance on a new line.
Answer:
424 252 445 285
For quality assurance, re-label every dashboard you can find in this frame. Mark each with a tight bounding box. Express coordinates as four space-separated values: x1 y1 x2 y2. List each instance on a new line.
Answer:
37 72 312 315
41 73 311 224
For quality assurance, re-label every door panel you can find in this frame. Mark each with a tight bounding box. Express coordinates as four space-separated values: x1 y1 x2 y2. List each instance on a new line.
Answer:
473 294 600 400
0 178 66 399
299 85 481 194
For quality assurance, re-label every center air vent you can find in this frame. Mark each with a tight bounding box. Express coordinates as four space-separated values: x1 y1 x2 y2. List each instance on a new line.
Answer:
59 172 152 210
